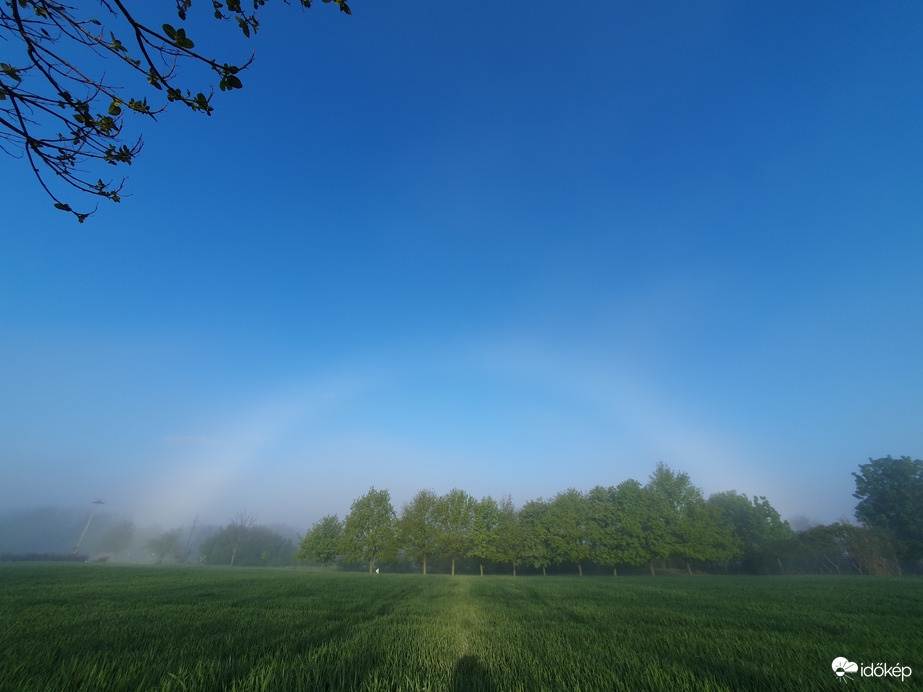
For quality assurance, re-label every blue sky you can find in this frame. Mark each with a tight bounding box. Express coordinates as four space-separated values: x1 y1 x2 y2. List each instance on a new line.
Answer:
2 1 921 530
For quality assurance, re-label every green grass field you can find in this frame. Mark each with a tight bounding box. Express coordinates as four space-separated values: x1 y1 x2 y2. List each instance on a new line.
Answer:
0 565 919 691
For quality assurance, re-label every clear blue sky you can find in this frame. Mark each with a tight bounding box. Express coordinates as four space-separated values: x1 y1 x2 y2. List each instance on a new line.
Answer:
2 1 921 530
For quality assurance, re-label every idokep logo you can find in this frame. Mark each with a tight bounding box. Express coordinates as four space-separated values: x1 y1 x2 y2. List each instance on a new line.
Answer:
832 657 913 682
832 657 858 681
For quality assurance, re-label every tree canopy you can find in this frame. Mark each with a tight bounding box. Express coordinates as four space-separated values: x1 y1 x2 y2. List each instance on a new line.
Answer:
0 0 350 220
296 514 342 570
199 520 293 566
852 456 923 561
398 490 439 575
341 486 395 574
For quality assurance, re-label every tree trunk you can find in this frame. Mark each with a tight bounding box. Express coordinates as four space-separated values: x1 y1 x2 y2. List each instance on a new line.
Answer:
613 566 617 577
649 561 655 576
686 560 692 576
578 563 583 577
423 554 427 575
542 566 546 577
513 561 517 577
480 563 484 576
230 545 238 567
369 558 374 574
452 558 455 576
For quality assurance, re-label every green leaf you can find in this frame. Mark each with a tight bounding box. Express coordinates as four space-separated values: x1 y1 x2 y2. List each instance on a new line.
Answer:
108 101 122 116
170 27 194 50
162 24 177 40
1 63 21 81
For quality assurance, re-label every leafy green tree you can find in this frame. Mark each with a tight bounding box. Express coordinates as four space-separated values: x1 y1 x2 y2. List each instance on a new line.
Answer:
852 456 923 562
146 528 182 564
676 497 739 573
645 462 736 575
592 480 657 575
398 490 439 575
436 488 475 576
587 483 651 576
296 514 342 570
643 463 689 573
225 511 256 566
200 523 293 566
546 489 590 576
841 523 900 575
708 492 791 573
493 495 523 576
341 487 396 574
788 521 897 575
0 0 351 220
520 498 553 576
468 496 501 576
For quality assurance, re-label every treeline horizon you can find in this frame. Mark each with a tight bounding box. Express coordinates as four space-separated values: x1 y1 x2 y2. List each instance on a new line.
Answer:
296 457 921 577
3 457 919 576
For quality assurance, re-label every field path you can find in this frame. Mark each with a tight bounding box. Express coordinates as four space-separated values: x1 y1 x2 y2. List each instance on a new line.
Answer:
445 577 478 657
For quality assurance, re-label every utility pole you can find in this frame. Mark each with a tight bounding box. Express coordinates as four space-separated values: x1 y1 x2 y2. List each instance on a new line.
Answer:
73 499 104 554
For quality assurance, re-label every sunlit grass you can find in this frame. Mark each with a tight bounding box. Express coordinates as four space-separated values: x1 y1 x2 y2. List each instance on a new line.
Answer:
1 564 919 690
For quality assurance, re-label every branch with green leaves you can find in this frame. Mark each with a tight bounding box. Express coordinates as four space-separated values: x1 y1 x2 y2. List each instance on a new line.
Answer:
0 0 350 221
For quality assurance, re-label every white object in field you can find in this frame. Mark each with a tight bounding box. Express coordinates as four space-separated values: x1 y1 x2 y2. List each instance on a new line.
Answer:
375 568 380 574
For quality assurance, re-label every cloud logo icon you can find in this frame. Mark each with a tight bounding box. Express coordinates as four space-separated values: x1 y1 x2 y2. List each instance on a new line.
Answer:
832 657 859 678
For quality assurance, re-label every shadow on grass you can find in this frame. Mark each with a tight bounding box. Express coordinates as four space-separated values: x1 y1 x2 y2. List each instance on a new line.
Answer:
451 654 495 692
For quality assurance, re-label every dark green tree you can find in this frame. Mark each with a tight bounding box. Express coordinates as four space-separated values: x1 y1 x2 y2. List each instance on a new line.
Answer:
493 495 523 576
519 498 553 576
852 456 923 562
296 514 342 570
676 498 739 573
200 522 293 566
645 462 737 575
708 491 791 573
546 489 590 576
398 490 439 575
436 488 475 576
0 0 351 220
788 521 898 575
468 495 501 576
341 487 395 574
587 483 651 576
146 528 182 564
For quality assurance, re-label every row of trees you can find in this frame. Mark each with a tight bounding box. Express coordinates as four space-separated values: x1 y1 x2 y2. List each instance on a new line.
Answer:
298 458 922 576
298 463 794 576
